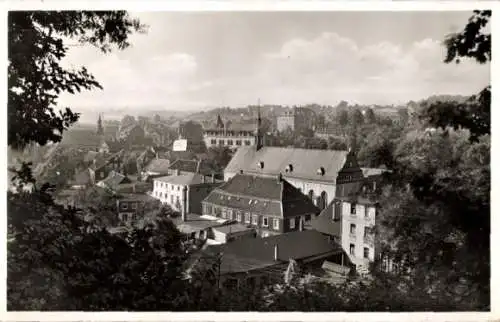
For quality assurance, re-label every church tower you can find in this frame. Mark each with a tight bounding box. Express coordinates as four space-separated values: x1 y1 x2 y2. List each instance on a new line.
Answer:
255 99 263 150
97 113 104 136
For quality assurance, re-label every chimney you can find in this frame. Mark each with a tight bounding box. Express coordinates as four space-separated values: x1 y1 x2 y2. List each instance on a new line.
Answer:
181 185 188 222
274 244 279 261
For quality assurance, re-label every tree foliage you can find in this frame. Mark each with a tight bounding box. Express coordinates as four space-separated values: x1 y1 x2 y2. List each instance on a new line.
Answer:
8 11 145 149
425 10 490 142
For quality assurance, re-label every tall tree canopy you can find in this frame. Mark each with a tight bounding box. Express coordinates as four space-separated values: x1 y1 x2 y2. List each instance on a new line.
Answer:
424 10 490 141
8 11 145 149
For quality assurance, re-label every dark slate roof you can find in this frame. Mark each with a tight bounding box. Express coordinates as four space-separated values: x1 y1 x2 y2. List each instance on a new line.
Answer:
310 200 342 237
224 146 348 182
204 230 343 274
169 159 213 175
98 171 131 190
91 149 125 170
204 192 282 215
154 173 215 186
204 174 319 218
144 158 171 173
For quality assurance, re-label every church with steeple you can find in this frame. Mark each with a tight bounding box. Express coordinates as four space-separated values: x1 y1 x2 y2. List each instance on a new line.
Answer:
96 113 110 154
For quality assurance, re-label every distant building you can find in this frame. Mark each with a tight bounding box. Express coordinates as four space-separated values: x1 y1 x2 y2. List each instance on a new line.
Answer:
140 158 171 181
116 124 147 147
314 125 345 140
116 193 157 226
195 230 348 289
151 172 221 214
201 174 320 238
203 114 257 150
276 107 316 133
172 121 205 152
96 170 132 192
167 159 214 177
88 150 125 184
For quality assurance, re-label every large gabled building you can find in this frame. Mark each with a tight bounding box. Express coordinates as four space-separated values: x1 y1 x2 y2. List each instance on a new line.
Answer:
202 173 320 238
224 146 366 210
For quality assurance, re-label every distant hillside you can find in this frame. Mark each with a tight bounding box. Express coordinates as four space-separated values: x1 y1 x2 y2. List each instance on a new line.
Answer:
418 94 470 105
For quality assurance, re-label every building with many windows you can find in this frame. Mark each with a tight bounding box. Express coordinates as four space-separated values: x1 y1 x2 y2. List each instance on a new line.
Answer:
311 185 379 275
151 172 221 214
203 114 257 150
201 173 320 238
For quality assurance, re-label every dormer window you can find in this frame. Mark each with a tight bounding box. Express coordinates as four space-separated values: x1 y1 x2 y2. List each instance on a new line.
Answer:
258 161 264 169
286 164 294 172
317 167 325 176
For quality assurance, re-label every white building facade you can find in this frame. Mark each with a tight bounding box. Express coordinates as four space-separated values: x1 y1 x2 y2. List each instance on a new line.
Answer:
339 199 376 275
203 129 256 150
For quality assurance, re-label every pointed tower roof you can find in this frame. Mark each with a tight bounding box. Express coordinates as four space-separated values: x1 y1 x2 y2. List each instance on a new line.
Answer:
97 113 104 136
216 114 224 129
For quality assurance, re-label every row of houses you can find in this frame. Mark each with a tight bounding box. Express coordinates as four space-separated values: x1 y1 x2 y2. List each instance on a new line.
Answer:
66 109 389 288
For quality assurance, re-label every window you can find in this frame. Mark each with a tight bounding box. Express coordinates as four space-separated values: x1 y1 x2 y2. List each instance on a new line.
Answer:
236 212 242 222
364 226 370 237
350 204 356 215
289 218 295 229
236 140 242 146
365 207 369 218
227 140 234 146
245 140 251 145
273 218 279 230
215 207 222 217
350 224 356 234
131 203 137 210
211 139 216 145
262 217 269 227
177 186 180 191
122 203 128 210
252 215 258 225
227 209 233 220
219 140 225 145
170 195 174 204
221 209 227 219
204 204 212 215
122 213 129 222
244 213 250 223
350 244 355 255
363 247 370 259
305 214 311 221
159 192 163 198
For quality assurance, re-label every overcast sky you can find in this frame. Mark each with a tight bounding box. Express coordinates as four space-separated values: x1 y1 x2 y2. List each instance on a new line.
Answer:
58 11 490 112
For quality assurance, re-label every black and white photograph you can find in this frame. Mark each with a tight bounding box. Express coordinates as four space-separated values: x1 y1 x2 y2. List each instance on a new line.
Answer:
5 3 492 314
